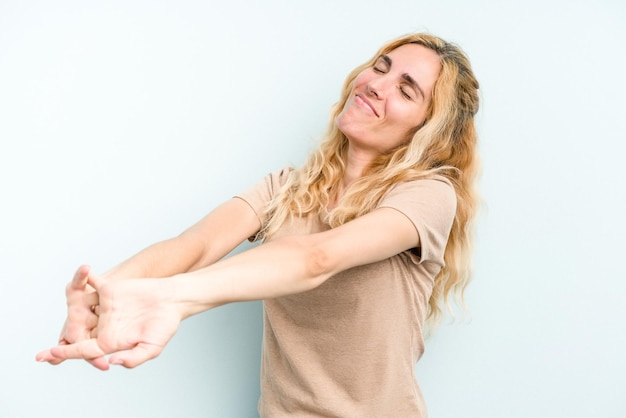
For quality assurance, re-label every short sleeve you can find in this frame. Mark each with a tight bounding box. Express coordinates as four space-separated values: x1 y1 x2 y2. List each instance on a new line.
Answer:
378 176 456 266
234 167 293 239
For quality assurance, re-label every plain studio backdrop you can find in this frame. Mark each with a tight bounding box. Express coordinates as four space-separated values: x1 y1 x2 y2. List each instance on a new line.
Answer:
1 0 624 417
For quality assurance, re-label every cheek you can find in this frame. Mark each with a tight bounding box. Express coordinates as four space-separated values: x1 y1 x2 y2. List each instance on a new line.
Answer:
388 104 425 133
352 72 370 89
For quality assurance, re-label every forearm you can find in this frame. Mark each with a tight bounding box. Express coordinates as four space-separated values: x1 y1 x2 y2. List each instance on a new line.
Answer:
102 236 207 281
169 207 421 319
172 235 331 319
101 198 259 281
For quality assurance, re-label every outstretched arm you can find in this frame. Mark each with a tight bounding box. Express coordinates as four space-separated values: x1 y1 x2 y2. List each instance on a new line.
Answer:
40 197 260 370
101 197 262 280
36 207 419 369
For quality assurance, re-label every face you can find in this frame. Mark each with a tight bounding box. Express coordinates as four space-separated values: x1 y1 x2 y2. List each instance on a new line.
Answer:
335 43 442 156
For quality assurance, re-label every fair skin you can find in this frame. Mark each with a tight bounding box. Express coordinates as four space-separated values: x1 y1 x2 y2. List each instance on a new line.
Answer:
336 43 442 184
36 43 442 369
39 199 260 369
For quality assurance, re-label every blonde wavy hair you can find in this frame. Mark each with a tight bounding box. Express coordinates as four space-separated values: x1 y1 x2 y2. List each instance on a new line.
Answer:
261 33 480 325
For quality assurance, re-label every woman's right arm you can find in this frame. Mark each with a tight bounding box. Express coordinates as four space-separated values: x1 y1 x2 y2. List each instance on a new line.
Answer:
48 197 261 369
101 197 261 281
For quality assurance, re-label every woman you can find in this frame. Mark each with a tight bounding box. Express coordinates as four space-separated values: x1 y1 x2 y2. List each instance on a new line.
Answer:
37 32 480 416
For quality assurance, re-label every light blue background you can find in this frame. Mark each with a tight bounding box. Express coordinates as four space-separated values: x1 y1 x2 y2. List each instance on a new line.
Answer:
1 0 624 417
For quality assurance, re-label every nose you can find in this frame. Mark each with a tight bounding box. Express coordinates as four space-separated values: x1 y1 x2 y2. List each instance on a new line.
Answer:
366 83 379 99
366 76 387 100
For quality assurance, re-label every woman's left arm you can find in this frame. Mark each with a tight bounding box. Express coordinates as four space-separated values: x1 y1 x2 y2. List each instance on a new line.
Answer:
37 207 419 368
175 206 420 314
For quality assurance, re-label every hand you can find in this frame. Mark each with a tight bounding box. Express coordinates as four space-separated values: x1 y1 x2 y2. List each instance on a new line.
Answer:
37 270 183 369
36 265 109 370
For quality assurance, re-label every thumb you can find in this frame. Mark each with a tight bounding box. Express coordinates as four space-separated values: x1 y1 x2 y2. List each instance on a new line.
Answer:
109 343 163 369
86 268 105 291
68 265 91 291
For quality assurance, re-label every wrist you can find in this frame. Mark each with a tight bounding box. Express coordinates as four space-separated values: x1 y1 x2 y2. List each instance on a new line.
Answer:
169 273 218 320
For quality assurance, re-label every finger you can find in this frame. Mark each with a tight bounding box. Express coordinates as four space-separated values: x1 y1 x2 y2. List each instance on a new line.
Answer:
86 357 110 371
69 265 91 291
86 269 105 291
85 315 99 330
36 349 70 366
46 345 69 365
49 339 106 361
40 338 69 365
85 292 99 308
91 304 101 316
36 349 60 363
109 343 162 369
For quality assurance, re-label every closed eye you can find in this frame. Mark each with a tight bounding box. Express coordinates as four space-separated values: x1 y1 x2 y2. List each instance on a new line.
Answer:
373 55 391 73
399 86 413 100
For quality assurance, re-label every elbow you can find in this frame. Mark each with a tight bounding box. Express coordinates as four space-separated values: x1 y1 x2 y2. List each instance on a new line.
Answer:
299 238 336 287
270 235 338 291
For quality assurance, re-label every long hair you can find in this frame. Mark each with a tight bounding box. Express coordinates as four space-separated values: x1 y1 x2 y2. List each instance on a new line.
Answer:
261 33 480 326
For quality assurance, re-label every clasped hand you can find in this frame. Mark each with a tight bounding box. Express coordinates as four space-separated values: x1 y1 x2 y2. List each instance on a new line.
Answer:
36 266 182 370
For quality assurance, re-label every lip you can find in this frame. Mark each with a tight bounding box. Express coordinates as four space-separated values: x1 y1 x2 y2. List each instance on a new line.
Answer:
355 94 379 117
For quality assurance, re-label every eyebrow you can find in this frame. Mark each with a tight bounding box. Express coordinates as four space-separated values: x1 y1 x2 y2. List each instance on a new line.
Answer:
379 54 426 98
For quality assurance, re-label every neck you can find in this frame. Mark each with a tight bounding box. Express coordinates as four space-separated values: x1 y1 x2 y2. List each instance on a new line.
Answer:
331 143 376 206
343 142 377 182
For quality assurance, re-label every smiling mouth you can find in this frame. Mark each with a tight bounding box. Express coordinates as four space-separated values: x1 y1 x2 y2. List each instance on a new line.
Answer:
355 94 379 117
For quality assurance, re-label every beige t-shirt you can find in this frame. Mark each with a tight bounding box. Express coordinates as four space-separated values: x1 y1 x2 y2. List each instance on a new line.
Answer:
236 168 456 418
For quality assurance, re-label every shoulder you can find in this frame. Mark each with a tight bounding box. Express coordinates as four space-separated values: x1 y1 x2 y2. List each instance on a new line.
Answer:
373 175 456 265
238 166 295 198
380 175 456 210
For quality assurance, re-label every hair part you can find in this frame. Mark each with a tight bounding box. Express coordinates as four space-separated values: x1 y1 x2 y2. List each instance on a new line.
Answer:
260 33 480 328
